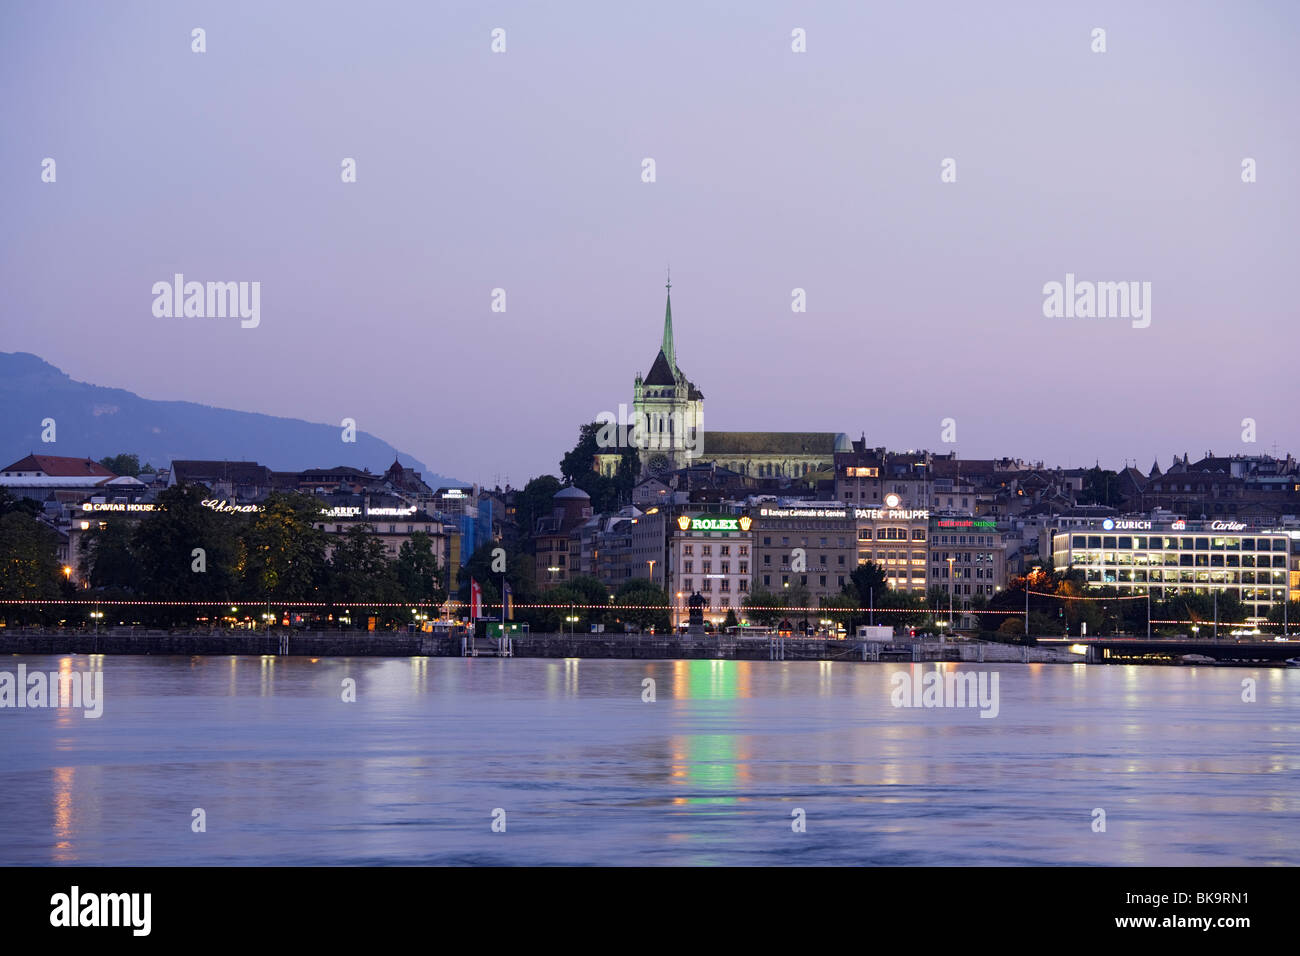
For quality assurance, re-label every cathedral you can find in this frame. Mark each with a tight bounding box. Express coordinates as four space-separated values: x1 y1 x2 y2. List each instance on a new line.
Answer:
630 279 705 476
595 281 850 481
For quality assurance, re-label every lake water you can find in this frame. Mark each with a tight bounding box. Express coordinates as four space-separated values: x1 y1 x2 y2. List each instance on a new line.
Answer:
1 655 1296 865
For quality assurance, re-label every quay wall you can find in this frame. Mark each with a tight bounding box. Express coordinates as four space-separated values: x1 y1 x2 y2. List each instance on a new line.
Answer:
0 629 1085 663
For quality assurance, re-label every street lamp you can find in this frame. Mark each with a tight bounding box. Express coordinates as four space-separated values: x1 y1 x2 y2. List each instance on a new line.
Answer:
947 557 955 629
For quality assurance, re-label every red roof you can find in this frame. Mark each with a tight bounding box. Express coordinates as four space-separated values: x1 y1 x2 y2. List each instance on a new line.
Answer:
1 454 116 478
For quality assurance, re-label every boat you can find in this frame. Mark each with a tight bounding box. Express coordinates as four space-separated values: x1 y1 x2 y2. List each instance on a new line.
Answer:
1285 657 1300 668
1178 653 1216 665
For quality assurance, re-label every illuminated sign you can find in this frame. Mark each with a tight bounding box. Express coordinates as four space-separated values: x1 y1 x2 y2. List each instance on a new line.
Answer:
855 508 929 521
1211 520 1247 531
936 518 996 529
1171 520 1186 530
1103 519 1151 530
677 515 747 532
322 506 363 518
81 502 156 512
441 489 468 499
322 505 418 518
758 507 848 520
845 467 879 478
202 499 262 513
884 493 902 508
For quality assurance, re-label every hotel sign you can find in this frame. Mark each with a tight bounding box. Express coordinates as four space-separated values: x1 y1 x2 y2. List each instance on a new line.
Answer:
322 505 418 518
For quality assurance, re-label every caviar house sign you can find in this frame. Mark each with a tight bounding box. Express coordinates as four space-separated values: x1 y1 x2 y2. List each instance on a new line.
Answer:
81 500 417 517
676 515 753 532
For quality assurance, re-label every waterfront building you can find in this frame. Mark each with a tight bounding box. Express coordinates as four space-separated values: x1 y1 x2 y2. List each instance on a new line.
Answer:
533 486 593 591
929 515 1008 627
667 511 753 627
854 495 931 593
1050 518 1296 619
750 501 857 601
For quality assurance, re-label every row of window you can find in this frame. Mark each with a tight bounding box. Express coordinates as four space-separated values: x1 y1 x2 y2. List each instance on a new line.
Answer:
761 536 849 547
682 562 749 574
1088 569 1287 584
1101 583 1287 603
1069 535 1287 551
681 545 749 556
1068 552 1288 568
760 574 848 589
681 578 749 593
859 528 927 541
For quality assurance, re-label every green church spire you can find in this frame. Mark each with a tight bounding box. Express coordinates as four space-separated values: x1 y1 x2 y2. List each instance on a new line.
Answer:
662 270 675 371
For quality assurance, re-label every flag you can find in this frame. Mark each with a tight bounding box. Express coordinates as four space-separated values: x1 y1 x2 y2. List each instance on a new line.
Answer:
503 580 514 621
470 579 482 620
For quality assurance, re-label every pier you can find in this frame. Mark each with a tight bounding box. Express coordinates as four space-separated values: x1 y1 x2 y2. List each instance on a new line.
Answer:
0 628 1085 663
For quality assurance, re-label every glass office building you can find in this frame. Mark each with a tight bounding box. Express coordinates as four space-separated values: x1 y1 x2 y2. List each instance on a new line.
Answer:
1051 519 1295 620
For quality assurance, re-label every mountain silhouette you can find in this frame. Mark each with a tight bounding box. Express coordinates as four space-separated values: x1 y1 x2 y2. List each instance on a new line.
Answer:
0 351 459 483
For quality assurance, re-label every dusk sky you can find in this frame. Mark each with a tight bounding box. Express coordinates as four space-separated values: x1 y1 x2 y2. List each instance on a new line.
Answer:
3 1 1297 485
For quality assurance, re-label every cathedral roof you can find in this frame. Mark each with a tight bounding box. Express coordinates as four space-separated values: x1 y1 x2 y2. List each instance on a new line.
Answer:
645 349 676 386
701 432 842 455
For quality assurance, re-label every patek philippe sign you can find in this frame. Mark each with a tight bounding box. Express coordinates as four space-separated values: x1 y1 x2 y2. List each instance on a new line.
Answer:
855 508 929 521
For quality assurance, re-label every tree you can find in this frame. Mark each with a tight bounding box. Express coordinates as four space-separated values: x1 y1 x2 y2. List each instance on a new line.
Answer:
743 588 782 627
514 475 562 544
845 561 887 604
81 519 138 591
242 492 327 601
1078 466 1123 508
560 423 640 513
396 531 445 605
99 453 141 477
613 578 670 632
132 483 245 614
0 510 62 601
328 525 400 605
722 609 739 629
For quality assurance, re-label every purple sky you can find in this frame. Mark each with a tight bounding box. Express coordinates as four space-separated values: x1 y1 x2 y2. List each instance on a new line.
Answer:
3 1 1297 485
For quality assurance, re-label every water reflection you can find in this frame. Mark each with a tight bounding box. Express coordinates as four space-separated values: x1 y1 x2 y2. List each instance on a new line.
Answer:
3 655 1296 866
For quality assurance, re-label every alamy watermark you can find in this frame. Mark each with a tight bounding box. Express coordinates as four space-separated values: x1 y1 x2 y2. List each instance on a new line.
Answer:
152 273 260 328
595 403 703 459
0 664 103 718
1042 273 1150 329
890 668 999 718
